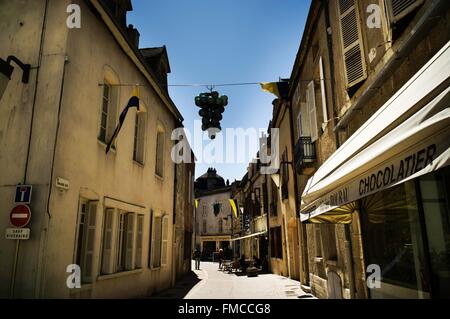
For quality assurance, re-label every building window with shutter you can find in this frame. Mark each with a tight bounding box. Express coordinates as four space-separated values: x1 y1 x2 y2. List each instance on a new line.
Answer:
155 127 165 177
161 215 169 266
270 227 283 259
281 149 289 200
306 81 319 142
101 208 115 275
337 0 367 89
133 111 146 165
135 215 144 268
116 212 135 272
75 199 98 284
386 0 424 24
99 83 119 146
151 215 162 268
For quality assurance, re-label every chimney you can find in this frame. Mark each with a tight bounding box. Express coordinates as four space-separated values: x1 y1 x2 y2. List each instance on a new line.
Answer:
127 24 140 48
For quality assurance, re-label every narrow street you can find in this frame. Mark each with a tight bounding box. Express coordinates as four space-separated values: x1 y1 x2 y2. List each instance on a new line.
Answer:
151 262 316 299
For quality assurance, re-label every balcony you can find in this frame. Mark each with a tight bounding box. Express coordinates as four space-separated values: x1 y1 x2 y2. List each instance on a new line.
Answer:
294 136 316 174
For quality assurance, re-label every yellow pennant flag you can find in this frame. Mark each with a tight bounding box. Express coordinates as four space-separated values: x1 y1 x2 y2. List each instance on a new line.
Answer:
229 199 238 218
195 199 199 209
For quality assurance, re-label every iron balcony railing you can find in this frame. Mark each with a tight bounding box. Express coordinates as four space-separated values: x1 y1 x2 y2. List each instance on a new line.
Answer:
294 136 316 173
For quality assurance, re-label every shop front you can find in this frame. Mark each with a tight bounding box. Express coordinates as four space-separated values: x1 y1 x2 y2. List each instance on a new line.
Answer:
300 42 450 298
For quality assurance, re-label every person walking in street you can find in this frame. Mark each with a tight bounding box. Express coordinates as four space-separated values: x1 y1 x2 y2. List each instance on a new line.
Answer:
218 248 225 269
193 248 201 270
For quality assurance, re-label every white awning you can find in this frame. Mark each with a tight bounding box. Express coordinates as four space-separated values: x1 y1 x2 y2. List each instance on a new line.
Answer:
231 231 267 242
300 41 450 222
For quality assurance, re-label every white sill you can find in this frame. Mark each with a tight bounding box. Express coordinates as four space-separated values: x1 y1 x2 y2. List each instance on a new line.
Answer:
133 160 145 167
97 268 143 281
98 140 116 154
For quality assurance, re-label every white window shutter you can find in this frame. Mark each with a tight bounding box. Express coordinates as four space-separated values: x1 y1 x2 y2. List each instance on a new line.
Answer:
82 202 97 283
300 103 310 137
338 0 367 88
101 208 114 275
307 81 319 142
161 216 169 266
297 112 302 139
152 216 162 268
135 215 144 268
125 213 135 270
386 0 424 24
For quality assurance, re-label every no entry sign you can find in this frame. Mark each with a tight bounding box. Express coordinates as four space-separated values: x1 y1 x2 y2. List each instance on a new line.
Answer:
10 205 31 228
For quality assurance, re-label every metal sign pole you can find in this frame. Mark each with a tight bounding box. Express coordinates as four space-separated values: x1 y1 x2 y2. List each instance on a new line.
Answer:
10 239 20 298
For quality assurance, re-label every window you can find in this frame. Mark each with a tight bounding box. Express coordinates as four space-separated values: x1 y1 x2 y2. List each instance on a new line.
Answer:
101 209 143 274
270 180 278 217
133 112 146 164
306 81 318 142
99 83 118 145
151 216 162 268
151 214 169 268
262 183 268 214
218 219 223 233
337 0 367 88
297 112 303 140
135 215 144 268
116 212 135 272
270 227 283 259
386 0 424 24
75 199 97 284
314 225 323 258
101 208 114 275
155 129 165 177
203 220 207 234
281 149 289 200
361 181 429 299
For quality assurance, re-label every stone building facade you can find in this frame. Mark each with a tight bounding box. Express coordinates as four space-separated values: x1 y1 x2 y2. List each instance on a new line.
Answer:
0 0 194 298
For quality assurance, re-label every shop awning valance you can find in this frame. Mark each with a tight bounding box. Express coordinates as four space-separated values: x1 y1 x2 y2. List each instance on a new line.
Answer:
300 41 450 223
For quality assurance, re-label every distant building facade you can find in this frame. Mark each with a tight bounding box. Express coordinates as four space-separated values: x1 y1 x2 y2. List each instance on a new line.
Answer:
194 168 234 259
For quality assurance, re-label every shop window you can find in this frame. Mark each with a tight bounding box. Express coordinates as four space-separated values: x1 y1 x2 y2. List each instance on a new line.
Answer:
361 181 430 299
419 167 450 298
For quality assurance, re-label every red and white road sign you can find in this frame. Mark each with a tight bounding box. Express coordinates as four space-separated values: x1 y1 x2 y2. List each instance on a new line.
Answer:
10 205 31 228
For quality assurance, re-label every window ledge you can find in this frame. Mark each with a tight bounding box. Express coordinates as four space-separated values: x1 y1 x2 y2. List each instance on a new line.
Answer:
155 173 164 181
97 268 143 281
133 160 145 167
98 140 116 154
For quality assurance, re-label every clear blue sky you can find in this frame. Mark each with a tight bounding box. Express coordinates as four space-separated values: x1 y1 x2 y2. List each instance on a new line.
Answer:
128 0 311 181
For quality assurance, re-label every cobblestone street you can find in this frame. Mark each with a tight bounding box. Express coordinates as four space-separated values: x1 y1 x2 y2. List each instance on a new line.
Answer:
151 262 316 299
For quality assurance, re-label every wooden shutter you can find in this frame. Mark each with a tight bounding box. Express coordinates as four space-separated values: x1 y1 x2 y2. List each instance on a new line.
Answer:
337 0 367 88
125 213 135 270
135 215 144 268
161 216 169 266
306 81 318 142
101 208 114 275
82 202 97 283
386 0 424 23
152 216 162 268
